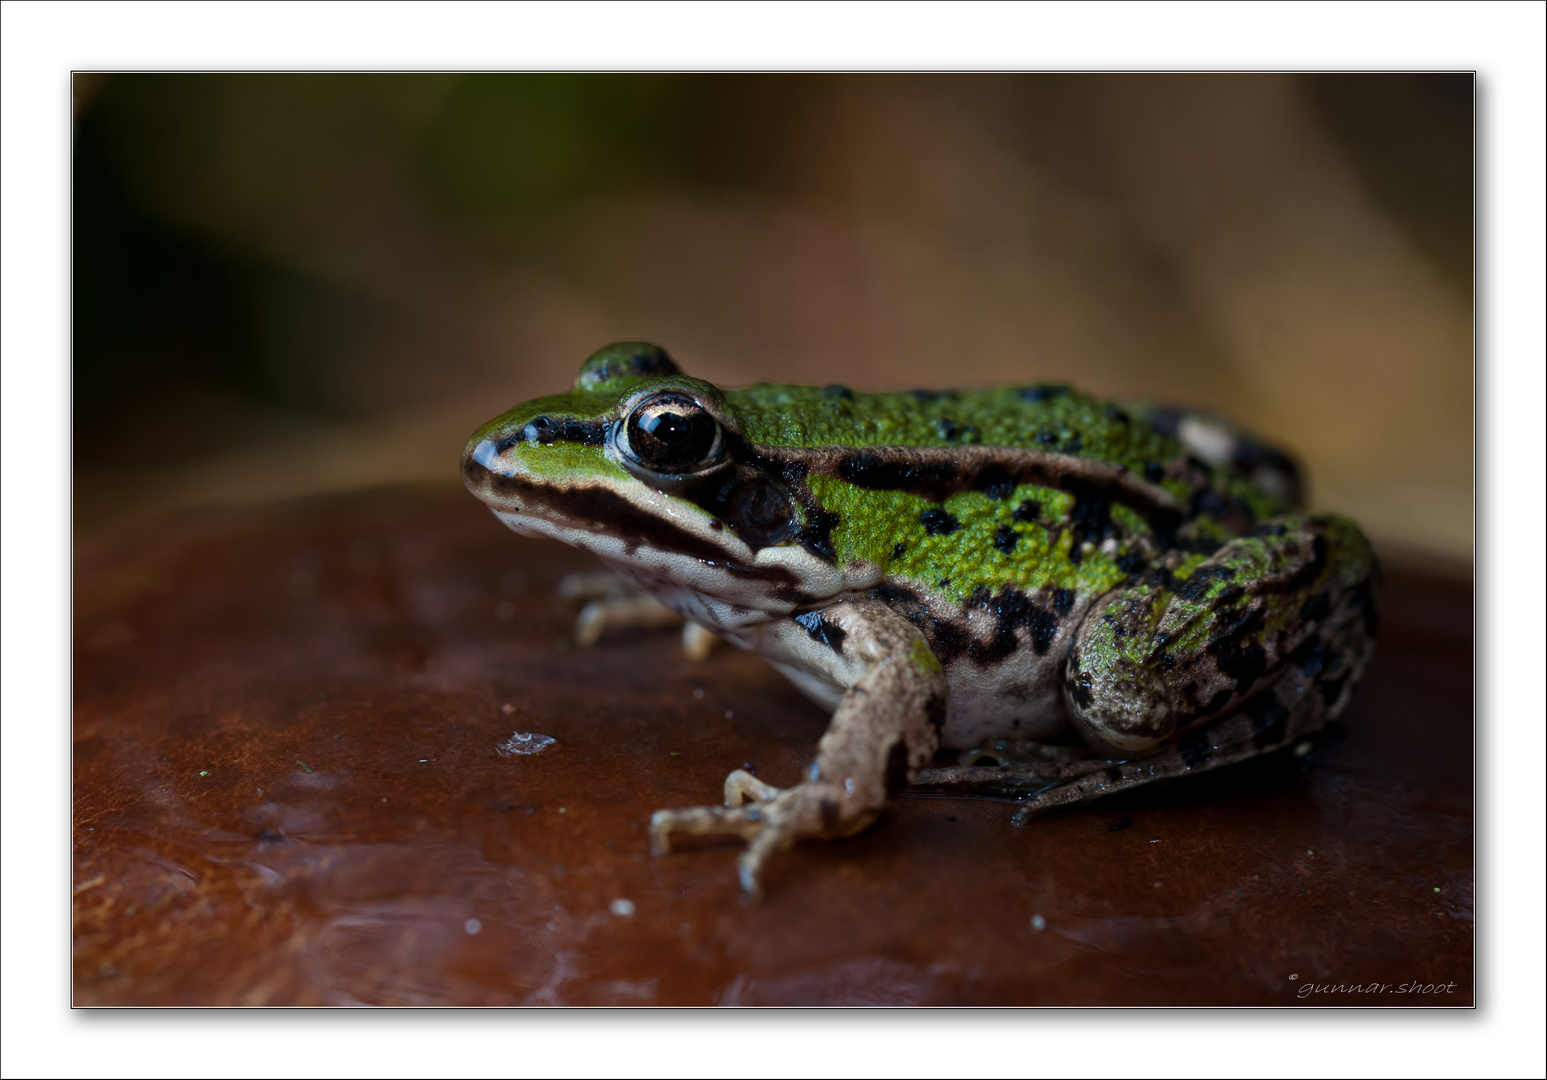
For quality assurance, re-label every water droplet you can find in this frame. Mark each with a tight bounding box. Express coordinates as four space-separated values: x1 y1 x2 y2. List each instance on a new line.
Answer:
1030 914 1046 931
464 918 482 935
610 899 636 917
496 732 556 757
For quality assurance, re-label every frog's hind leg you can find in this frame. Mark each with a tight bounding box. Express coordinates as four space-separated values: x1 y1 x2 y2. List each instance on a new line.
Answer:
913 666 1337 823
913 514 1379 820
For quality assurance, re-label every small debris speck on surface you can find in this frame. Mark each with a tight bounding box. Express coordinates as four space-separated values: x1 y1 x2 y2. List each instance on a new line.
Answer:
610 899 636 917
464 918 482 935
1031 914 1047 931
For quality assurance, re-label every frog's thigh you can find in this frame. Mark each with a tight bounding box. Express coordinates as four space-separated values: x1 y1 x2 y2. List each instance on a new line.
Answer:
1065 514 1377 754
990 554 1379 819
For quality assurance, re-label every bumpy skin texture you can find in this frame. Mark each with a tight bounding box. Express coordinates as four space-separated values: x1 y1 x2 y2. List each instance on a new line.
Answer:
1066 515 1376 752
462 343 1379 896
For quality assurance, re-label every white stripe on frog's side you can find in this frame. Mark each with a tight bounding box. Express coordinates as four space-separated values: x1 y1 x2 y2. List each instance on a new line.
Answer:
489 507 881 630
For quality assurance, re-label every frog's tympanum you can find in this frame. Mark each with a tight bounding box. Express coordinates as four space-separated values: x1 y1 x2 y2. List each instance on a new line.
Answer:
463 343 1379 898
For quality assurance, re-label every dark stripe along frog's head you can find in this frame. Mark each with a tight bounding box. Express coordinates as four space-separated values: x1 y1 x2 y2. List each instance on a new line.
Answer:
462 343 860 615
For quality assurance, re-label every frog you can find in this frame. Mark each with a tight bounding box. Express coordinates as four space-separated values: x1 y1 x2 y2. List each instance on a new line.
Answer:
462 342 1380 899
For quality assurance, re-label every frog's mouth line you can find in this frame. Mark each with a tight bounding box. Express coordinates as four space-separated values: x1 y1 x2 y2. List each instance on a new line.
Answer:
462 450 855 608
463 454 749 568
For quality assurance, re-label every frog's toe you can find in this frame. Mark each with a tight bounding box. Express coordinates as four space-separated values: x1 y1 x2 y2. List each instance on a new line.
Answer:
574 593 682 647
723 768 782 805
647 803 764 855
681 620 720 662
736 826 793 902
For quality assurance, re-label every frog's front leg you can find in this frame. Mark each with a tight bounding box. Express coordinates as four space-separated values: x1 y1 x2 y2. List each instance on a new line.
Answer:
649 599 947 899
1065 513 1378 754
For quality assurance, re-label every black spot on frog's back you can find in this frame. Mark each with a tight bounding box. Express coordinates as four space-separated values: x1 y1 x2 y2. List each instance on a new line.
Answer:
975 463 1016 501
1068 493 1114 548
920 509 960 535
1018 384 1069 403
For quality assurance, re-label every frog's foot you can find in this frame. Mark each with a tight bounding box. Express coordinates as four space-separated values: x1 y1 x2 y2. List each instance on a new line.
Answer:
573 591 682 647
681 620 720 662
558 570 720 657
649 775 876 901
652 598 946 900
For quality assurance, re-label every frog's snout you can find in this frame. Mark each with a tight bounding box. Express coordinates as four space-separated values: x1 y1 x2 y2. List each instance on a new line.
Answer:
462 433 525 508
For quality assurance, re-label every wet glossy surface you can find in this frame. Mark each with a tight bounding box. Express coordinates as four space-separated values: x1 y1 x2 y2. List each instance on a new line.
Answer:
73 484 1473 1005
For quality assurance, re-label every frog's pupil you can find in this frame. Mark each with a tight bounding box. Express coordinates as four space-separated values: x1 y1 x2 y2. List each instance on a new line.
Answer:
627 394 719 472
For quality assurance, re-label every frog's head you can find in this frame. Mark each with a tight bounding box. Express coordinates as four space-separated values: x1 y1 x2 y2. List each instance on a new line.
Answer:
462 343 856 615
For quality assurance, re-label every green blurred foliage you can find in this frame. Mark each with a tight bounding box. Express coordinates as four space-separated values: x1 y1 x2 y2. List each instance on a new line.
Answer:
419 74 743 214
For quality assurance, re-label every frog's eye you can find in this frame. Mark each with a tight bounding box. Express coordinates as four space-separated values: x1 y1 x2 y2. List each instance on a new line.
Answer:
621 392 724 474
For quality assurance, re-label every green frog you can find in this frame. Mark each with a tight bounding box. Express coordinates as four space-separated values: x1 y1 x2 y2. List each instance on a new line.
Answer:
463 343 1379 898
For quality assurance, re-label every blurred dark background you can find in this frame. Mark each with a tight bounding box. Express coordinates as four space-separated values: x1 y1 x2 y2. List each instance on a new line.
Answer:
73 73 1473 564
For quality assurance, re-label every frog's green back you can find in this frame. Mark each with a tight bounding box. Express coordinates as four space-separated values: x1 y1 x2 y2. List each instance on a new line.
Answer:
728 383 1171 472
721 382 1294 604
